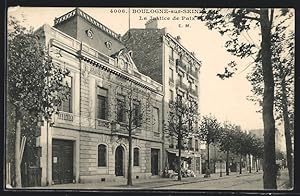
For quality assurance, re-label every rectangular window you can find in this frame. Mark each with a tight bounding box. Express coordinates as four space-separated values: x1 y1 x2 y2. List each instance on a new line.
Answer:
117 95 125 123
97 87 108 120
169 47 174 59
98 144 107 167
60 76 72 113
133 100 141 126
179 74 183 85
169 136 174 148
188 138 193 150
169 68 174 82
195 139 199 151
169 90 174 102
153 107 159 132
134 148 139 166
189 81 192 90
177 94 182 104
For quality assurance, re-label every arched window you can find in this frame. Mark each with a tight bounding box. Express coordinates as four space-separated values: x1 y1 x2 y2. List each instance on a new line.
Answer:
98 144 107 167
133 147 139 166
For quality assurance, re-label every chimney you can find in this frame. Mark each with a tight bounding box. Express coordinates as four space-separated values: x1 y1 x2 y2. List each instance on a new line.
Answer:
145 19 158 29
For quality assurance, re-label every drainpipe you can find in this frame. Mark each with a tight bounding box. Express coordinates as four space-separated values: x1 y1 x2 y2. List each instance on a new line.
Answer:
161 35 166 176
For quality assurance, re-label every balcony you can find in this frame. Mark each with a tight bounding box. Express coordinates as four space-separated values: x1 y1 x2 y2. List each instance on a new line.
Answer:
176 59 187 71
176 80 189 92
111 121 128 135
57 111 74 121
54 111 80 127
110 121 141 136
188 69 198 79
97 119 110 129
188 88 198 97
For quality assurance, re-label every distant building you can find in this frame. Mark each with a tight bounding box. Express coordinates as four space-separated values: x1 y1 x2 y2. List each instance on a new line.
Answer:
35 8 164 185
122 19 202 175
248 129 264 139
248 128 286 152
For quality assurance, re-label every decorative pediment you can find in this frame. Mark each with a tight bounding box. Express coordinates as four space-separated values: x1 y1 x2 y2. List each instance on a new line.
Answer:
112 49 141 76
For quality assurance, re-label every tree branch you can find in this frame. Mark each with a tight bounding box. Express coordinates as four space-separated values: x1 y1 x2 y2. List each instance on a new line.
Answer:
247 8 261 15
241 15 260 21
269 8 274 29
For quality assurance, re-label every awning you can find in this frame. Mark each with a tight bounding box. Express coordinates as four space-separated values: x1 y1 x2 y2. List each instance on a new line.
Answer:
166 149 192 158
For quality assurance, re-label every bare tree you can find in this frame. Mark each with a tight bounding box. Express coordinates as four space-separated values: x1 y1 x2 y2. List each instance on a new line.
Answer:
166 95 198 181
112 81 152 186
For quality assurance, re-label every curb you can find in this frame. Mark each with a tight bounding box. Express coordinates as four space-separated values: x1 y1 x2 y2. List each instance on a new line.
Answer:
136 172 262 189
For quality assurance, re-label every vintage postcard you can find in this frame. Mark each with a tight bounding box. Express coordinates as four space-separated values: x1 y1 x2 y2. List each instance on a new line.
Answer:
5 7 294 191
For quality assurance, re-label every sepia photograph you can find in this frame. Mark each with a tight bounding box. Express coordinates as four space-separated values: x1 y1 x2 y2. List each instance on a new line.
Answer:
5 7 295 191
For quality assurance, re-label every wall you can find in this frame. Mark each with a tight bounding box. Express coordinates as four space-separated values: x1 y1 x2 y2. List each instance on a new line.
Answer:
122 29 164 84
76 16 125 56
54 15 125 56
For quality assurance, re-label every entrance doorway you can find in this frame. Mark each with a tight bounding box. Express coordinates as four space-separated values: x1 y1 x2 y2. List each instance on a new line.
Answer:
115 146 124 176
151 149 160 175
52 139 74 184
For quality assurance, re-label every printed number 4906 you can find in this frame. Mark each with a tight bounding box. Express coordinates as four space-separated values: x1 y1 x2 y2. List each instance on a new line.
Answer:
110 9 127 14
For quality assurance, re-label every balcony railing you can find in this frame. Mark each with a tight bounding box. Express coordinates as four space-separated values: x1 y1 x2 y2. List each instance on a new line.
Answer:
189 88 198 97
97 119 110 128
111 122 128 134
176 59 187 71
188 69 198 79
58 111 74 121
176 80 189 92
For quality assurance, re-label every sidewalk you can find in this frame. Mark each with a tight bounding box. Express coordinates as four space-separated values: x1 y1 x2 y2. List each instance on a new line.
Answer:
277 169 292 190
30 170 263 190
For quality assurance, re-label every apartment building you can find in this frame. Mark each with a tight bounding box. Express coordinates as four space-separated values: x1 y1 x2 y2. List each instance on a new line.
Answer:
122 19 203 175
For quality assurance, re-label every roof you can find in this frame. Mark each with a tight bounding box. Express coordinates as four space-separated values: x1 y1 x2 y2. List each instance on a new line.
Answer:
54 8 123 44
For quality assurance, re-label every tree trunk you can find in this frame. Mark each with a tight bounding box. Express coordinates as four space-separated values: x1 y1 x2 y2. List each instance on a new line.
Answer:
14 110 22 188
178 133 182 181
249 154 252 173
280 74 294 188
260 8 277 190
207 142 210 175
127 129 133 186
226 150 229 175
239 154 242 174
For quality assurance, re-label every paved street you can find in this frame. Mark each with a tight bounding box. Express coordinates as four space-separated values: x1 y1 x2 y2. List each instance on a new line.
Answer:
157 172 264 190
25 169 289 190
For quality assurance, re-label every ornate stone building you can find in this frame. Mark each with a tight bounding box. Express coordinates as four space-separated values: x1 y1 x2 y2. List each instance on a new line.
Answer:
35 8 163 185
122 19 203 175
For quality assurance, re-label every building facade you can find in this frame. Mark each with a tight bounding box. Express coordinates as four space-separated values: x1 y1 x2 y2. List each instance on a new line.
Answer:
122 19 203 175
35 8 164 185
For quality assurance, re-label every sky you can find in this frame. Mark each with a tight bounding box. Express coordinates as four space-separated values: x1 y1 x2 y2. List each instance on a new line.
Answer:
7 7 267 130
